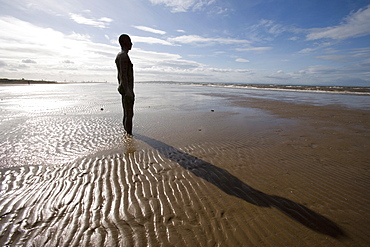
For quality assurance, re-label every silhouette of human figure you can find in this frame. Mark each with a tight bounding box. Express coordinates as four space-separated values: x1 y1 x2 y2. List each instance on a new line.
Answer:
116 34 134 135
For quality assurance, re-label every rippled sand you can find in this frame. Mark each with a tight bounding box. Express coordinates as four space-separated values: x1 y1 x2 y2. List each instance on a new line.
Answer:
1 83 369 246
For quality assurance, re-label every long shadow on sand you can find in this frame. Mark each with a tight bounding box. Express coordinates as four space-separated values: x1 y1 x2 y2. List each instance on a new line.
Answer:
135 134 345 238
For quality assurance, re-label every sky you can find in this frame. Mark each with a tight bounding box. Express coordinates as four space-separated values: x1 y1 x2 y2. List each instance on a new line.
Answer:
1 0 370 86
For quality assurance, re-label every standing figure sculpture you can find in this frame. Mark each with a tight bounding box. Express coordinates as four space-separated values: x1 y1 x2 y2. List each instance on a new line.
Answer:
115 34 134 135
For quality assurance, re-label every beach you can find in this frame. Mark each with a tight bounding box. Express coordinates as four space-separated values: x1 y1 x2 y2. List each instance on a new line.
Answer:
0 82 369 246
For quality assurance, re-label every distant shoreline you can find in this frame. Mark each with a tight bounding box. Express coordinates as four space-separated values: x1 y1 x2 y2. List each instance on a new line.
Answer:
0 78 57 84
2 78 369 94
0 78 110 85
138 81 370 95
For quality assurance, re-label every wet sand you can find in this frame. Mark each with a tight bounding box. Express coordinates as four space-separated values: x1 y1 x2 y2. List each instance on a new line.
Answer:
0 83 369 246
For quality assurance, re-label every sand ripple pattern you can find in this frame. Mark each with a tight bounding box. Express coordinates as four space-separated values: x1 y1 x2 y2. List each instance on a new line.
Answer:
0 115 125 168
1 137 368 246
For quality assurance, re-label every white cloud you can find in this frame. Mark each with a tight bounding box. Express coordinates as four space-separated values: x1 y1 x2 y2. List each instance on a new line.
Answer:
257 19 285 35
22 59 37 64
235 58 250 63
211 6 229 15
99 17 112 23
131 36 173 46
69 13 112 28
62 60 74 64
307 5 370 40
0 16 117 81
133 25 166 35
298 42 332 53
350 47 370 58
236 46 272 52
169 35 250 45
149 0 215 12
2 0 75 15
314 55 349 62
298 47 317 54
131 48 191 66
0 61 7 67
247 19 293 42
127 47 260 82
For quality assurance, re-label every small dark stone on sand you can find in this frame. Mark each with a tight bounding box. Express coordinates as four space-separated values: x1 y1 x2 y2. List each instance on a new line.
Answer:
100 108 104 111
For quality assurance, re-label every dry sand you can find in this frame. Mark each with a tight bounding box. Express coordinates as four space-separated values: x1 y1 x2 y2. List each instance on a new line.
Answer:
1 85 369 246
